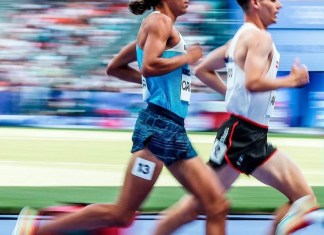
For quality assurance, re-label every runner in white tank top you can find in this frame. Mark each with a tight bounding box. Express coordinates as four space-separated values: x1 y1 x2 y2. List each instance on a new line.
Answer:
153 1 319 235
225 22 280 127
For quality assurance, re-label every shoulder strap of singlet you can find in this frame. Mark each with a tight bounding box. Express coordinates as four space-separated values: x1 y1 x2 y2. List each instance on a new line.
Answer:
228 23 258 58
141 11 160 25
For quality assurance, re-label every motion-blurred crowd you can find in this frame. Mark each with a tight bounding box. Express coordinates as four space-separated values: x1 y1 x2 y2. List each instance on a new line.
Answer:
0 0 231 129
0 0 230 92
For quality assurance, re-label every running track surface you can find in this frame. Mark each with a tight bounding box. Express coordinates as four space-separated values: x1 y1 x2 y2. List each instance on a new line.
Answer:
1 214 323 235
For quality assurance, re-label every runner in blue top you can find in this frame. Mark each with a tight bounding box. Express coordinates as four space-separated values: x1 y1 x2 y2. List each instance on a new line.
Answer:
12 1 229 235
136 18 191 118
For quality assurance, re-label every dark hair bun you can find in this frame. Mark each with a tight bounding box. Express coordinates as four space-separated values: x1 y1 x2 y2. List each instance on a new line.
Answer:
129 0 151 15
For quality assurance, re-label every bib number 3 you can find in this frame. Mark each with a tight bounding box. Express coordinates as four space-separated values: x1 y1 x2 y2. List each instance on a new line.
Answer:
131 157 156 180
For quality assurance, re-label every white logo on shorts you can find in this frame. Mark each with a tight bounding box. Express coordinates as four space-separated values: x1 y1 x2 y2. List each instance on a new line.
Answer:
220 127 229 142
236 154 244 166
209 127 229 165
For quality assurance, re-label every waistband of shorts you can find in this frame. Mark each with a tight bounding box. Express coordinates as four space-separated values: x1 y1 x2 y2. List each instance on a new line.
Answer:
230 114 268 131
146 103 184 126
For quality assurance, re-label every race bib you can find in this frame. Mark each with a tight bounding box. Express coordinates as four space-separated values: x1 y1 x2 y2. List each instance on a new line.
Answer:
226 60 235 90
266 91 276 117
180 69 191 103
209 139 227 165
142 76 151 101
131 157 156 181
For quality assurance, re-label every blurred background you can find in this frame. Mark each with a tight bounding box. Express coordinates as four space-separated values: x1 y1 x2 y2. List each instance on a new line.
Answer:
0 1 323 223
0 0 323 132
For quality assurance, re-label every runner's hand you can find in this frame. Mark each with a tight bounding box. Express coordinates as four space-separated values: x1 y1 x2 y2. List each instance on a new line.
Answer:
186 44 203 64
290 59 310 88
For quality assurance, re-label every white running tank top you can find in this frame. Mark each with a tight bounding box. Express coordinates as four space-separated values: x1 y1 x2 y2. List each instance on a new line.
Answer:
225 23 280 127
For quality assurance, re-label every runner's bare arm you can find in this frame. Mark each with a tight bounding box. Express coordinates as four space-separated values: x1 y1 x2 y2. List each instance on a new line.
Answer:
194 44 228 96
106 41 142 84
141 14 201 77
245 31 309 91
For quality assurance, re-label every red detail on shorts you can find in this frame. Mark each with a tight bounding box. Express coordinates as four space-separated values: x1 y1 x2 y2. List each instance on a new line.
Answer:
224 121 243 174
259 148 278 167
229 113 268 129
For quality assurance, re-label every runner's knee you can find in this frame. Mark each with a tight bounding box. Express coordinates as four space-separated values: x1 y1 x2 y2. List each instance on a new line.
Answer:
204 196 230 219
104 207 136 227
182 207 200 222
114 212 135 227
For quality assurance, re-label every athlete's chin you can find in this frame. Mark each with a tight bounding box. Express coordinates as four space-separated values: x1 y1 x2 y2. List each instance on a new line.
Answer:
179 9 187 16
269 18 277 25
